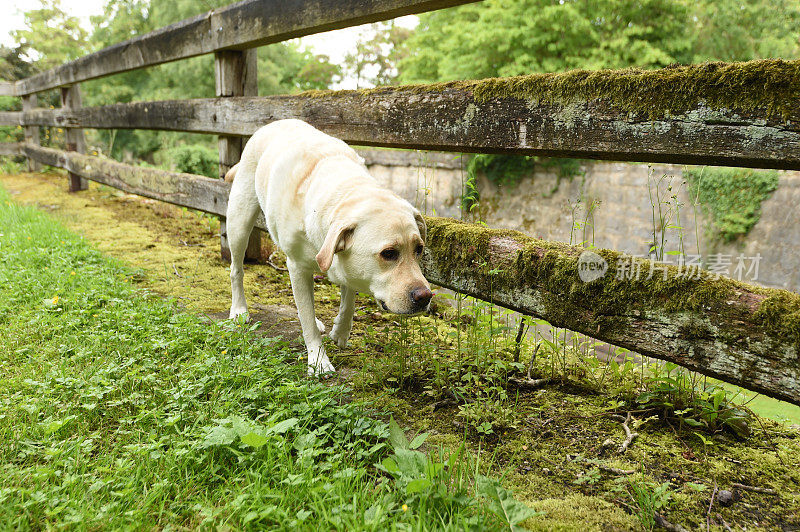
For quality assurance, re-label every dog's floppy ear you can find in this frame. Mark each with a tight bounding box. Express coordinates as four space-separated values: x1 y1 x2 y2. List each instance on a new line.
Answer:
316 222 356 273
414 210 427 244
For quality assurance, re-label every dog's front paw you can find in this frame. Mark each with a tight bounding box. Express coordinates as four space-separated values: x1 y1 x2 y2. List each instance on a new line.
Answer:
315 318 326 334
307 346 335 376
229 307 249 321
308 356 336 376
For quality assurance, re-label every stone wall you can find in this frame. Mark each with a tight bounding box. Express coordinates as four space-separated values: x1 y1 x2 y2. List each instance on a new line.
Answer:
359 149 800 292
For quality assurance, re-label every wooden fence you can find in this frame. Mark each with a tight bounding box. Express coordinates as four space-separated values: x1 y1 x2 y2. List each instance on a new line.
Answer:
1 0 800 405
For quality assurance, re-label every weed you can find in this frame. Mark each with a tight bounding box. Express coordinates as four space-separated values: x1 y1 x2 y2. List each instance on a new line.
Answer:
627 481 673 531
461 154 583 211
377 418 538 530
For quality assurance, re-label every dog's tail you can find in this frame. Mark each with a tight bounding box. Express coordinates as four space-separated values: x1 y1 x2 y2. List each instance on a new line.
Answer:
224 163 239 184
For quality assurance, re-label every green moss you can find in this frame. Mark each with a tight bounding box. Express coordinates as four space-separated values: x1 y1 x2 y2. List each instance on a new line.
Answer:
423 215 800 352
424 216 735 319
300 59 800 121
686 166 779 242
461 154 583 210
754 288 800 343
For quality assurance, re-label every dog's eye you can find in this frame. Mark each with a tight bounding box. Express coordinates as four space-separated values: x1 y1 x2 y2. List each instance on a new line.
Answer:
414 244 424 255
380 248 399 261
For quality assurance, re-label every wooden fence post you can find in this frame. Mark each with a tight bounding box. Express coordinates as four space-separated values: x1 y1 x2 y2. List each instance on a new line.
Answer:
21 95 41 172
214 49 263 262
60 84 88 191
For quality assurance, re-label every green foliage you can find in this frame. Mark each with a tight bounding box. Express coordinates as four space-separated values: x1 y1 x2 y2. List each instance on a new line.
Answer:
366 285 753 442
4 0 339 164
399 0 693 84
378 417 538 529
0 44 34 82
0 96 23 161
468 154 537 189
476 475 541 531
343 22 412 88
10 0 89 72
627 481 673 531
400 0 800 85
685 166 779 242
164 144 219 178
0 185 545 529
688 0 800 62
634 363 751 438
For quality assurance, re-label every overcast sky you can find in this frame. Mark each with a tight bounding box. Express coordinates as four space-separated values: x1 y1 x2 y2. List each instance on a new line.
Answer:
2 0 418 89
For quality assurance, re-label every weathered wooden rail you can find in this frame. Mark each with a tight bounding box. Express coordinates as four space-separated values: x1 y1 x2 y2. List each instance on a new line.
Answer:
2 0 800 404
4 60 800 169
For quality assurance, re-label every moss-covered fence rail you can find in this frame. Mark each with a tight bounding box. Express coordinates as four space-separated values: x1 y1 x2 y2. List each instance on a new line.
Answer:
4 60 800 169
15 143 800 406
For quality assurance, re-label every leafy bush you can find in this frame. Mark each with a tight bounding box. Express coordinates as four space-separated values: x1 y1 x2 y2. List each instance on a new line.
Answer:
168 143 219 177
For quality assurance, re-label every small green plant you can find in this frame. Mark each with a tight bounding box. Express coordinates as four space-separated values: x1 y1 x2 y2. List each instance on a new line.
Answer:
457 399 519 437
627 481 673 531
377 417 538 528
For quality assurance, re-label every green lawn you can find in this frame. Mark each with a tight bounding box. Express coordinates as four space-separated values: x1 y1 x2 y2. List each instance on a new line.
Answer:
725 386 800 425
0 186 528 530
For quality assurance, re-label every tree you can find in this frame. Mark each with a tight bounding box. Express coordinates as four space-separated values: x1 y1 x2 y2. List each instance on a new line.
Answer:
343 22 411 87
399 0 800 84
0 45 34 82
688 0 800 62
11 0 89 72
399 0 693 83
296 54 342 91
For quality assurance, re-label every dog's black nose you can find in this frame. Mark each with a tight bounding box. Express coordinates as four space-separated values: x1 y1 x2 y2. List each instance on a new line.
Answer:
410 287 433 309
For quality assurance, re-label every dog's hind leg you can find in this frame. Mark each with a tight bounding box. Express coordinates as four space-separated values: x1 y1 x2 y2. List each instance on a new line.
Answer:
226 174 261 320
330 285 355 348
287 259 335 375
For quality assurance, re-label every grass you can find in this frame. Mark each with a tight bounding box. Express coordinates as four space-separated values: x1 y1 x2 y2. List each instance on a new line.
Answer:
0 184 535 530
3 171 800 530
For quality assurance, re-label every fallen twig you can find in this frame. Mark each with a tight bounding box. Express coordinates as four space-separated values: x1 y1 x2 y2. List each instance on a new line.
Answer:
707 480 717 532
430 398 457 411
508 376 551 390
654 512 691 532
266 253 289 272
430 388 472 412
172 263 182 278
509 346 548 389
731 482 778 496
526 344 540 380
513 319 528 363
611 412 638 454
577 457 634 475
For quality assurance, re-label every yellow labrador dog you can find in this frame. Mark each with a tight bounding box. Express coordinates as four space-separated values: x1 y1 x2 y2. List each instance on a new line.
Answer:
225 119 432 375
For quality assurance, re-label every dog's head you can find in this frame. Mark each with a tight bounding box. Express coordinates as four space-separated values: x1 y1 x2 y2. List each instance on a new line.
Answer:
315 197 432 315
